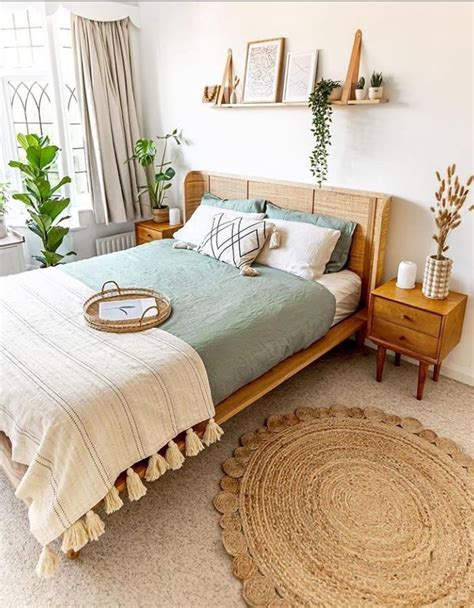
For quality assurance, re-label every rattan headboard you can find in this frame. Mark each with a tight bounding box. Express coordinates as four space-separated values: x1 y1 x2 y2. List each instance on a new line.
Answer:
183 171 391 307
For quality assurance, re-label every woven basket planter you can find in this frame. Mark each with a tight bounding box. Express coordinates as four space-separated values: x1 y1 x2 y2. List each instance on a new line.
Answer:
422 255 453 299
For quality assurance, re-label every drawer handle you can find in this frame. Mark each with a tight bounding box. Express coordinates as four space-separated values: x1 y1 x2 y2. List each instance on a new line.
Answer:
402 314 411 321
146 233 152 239
399 335 406 341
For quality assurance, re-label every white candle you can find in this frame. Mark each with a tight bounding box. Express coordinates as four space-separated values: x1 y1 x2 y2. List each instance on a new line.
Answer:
397 261 417 289
169 208 181 225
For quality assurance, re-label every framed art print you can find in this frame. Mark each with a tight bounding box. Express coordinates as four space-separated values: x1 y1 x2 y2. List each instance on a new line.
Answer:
282 51 318 102
242 37 285 103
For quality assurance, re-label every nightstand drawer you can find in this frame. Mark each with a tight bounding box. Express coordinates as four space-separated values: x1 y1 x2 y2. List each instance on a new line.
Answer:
373 297 441 337
136 226 162 243
371 318 438 359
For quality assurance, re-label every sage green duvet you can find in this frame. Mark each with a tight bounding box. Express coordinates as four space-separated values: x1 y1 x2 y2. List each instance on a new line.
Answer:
63 240 336 404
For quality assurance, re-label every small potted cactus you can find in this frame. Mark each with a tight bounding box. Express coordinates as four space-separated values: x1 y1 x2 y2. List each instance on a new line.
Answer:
369 71 383 100
355 76 366 101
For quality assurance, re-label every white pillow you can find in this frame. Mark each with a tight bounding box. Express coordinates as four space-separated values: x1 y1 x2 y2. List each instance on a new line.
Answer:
173 205 265 247
257 218 341 281
198 212 275 270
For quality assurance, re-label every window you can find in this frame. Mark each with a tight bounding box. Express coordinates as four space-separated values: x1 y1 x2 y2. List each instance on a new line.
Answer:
0 3 91 222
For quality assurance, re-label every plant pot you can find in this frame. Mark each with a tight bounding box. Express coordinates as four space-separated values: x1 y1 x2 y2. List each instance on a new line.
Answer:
152 207 169 224
355 88 366 101
0 215 7 239
422 255 453 299
369 86 384 100
328 86 342 102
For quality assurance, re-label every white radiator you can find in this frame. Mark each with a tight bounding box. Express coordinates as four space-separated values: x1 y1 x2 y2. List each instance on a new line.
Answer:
95 231 136 256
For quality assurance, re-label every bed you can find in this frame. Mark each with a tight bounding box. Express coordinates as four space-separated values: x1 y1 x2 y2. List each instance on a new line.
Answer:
0 171 390 571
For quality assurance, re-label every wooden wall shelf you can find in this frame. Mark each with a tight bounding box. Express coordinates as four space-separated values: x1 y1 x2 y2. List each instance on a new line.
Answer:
209 99 388 108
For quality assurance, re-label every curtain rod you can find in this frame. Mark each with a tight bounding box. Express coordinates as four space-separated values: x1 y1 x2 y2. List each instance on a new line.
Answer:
45 2 141 28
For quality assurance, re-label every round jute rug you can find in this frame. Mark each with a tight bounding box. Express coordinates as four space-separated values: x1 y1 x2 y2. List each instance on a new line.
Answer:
214 406 474 607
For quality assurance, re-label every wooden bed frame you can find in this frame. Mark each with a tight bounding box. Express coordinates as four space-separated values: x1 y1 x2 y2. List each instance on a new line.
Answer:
1 171 390 558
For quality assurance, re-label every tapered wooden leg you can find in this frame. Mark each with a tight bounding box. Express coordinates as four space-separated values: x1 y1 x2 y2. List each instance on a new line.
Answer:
376 346 386 382
417 361 429 400
66 549 80 560
433 363 441 382
394 352 401 367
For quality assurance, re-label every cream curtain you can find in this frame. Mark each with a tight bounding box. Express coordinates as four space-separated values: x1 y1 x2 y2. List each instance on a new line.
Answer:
72 15 146 224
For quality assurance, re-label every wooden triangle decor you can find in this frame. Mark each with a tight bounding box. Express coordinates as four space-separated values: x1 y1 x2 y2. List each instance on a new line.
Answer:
341 29 362 104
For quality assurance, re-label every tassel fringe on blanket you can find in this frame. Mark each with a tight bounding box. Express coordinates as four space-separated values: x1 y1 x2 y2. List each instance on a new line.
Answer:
36 545 60 578
37 418 224 578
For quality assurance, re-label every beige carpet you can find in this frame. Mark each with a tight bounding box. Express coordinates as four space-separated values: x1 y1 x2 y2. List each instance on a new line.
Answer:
1 343 473 608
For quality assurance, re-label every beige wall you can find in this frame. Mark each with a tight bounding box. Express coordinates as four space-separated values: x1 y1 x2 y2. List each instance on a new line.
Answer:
138 1 474 384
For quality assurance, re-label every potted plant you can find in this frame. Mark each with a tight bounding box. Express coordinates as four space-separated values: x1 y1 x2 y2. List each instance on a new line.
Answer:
9 134 75 266
309 79 341 187
0 182 9 239
369 71 383 100
355 76 366 101
129 129 181 224
422 164 473 299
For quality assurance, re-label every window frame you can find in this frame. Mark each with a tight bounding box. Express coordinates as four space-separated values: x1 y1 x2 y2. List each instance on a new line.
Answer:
0 2 90 224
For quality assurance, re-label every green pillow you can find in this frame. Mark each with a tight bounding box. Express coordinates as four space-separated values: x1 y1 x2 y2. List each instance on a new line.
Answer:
201 192 266 214
265 202 356 273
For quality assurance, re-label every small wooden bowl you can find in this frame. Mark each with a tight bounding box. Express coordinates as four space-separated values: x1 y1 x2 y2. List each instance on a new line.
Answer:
83 281 172 333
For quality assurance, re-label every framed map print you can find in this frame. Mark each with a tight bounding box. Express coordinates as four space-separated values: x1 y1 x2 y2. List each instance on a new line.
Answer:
283 51 318 102
242 38 285 103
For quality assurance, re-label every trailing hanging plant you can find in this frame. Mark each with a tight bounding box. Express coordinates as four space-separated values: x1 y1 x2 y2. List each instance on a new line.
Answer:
430 164 473 260
128 129 181 210
308 79 341 187
9 134 75 267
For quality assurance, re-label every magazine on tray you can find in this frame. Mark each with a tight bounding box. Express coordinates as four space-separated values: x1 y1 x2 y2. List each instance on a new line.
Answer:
99 297 157 321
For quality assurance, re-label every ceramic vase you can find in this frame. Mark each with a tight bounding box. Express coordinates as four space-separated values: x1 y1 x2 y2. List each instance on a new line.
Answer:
422 255 453 299
369 86 383 100
152 206 169 224
355 88 366 101
328 86 343 102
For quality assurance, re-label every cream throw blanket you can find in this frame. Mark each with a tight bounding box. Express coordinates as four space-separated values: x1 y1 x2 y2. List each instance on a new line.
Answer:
0 268 215 547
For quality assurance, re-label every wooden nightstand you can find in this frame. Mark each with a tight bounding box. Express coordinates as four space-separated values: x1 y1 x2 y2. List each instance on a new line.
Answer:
135 220 183 245
368 278 467 400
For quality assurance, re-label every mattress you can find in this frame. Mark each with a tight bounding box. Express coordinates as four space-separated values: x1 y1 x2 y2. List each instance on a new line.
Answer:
62 240 337 404
317 269 361 326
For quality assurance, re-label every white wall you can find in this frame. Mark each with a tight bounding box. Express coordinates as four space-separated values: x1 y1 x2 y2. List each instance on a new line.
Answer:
137 1 474 384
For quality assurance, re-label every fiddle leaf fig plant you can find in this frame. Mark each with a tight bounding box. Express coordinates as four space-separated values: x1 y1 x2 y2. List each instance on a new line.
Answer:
309 79 341 187
9 133 75 267
129 129 181 209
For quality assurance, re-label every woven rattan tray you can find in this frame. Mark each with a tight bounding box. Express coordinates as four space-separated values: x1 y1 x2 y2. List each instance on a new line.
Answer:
83 281 172 333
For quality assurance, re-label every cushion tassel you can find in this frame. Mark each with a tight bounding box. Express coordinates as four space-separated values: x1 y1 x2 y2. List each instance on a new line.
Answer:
85 510 105 542
240 265 259 277
36 544 60 578
126 467 147 502
203 418 224 446
269 229 280 249
165 439 185 470
145 453 170 482
185 428 205 456
61 519 89 553
103 486 123 514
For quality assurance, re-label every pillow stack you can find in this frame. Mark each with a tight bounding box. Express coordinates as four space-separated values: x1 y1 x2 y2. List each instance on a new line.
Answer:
173 193 356 280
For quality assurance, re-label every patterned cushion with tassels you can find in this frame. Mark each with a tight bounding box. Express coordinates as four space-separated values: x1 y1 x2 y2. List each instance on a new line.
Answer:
197 212 278 274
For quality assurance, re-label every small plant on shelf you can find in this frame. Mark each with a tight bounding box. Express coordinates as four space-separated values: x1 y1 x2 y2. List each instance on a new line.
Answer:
369 71 384 100
308 79 341 188
129 129 181 224
355 76 366 101
8 134 75 267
